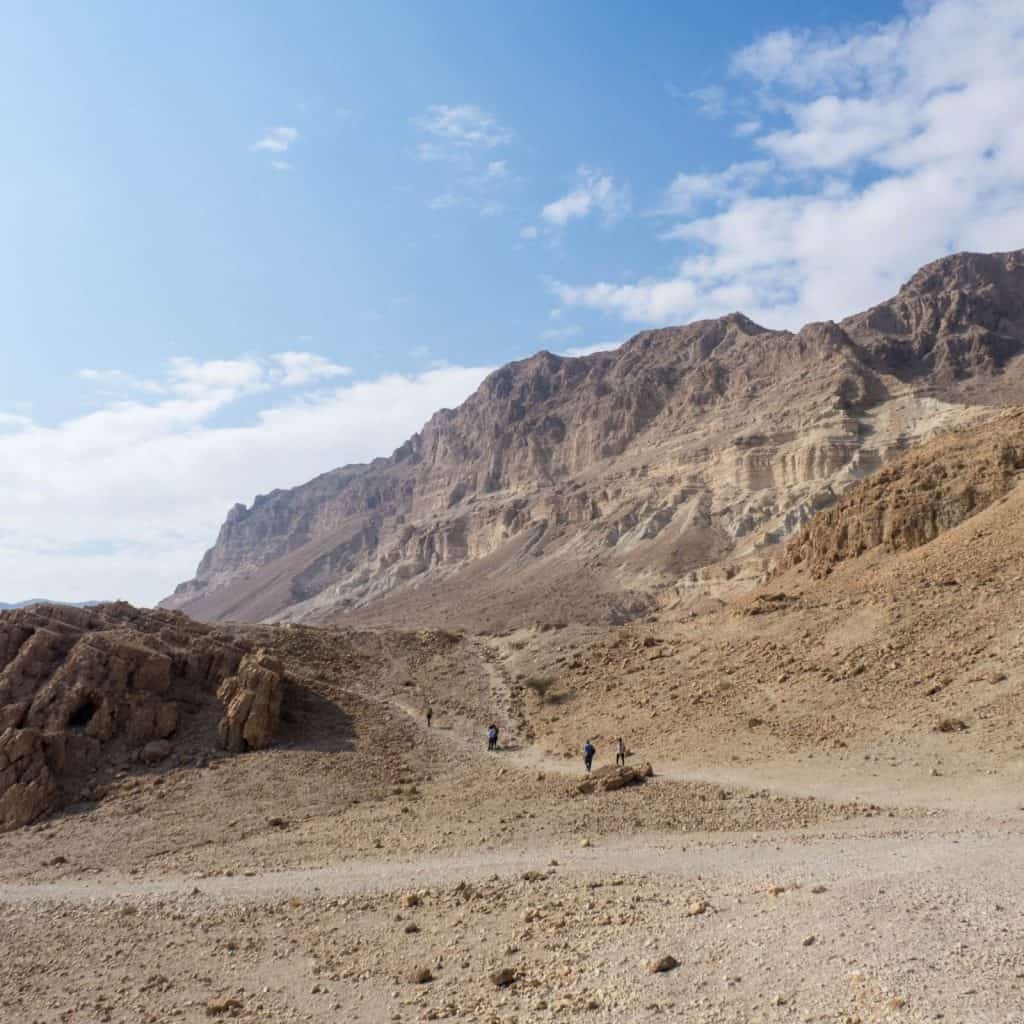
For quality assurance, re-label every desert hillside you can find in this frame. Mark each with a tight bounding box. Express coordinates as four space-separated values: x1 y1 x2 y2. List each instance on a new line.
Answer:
162 250 1024 630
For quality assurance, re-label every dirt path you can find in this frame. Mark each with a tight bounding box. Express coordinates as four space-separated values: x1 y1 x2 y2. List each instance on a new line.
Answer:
2 822 1018 907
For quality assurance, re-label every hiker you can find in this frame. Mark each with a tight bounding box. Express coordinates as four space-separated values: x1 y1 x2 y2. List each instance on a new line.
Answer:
487 724 498 752
426 706 433 728
583 739 596 773
615 737 626 766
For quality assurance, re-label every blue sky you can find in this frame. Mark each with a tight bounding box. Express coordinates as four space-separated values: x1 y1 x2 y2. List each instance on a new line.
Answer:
3 0 1023 603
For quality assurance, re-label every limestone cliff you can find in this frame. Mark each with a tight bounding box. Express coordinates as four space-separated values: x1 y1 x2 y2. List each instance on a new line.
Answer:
162 250 1024 629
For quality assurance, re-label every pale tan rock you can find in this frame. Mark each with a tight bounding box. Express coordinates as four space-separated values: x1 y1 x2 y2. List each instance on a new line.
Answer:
216 650 283 753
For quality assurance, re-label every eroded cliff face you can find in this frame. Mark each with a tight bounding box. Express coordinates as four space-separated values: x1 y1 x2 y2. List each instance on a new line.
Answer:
162 250 1024 630
778 408 1024 578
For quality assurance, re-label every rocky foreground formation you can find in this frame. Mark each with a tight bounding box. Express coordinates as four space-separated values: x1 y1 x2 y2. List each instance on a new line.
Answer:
163 250 1024 630
0 603 285 831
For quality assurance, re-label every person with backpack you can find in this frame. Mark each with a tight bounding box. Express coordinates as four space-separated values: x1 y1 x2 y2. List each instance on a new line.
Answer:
487 724 498 752
583 739 596 773
615 737 626 766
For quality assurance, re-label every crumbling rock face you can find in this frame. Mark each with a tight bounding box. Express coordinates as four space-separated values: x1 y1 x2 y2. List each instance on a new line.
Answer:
780 408 1024 577
0 602 253 831
0 727 59 833
216 650 284 753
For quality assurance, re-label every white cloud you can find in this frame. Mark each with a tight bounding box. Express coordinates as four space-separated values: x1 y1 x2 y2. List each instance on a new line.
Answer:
78 368 164 394
486 160 508 178
271 352 352 387
415 104 511 162
735 120 761 136
1 359 492 606
691 85 727 118
251 125 299 153
562 340 623 358
542 166 630 227
271 160 293 172
519 225 539 240
553 0 1024 328
0 412 32 433
660 160 773 216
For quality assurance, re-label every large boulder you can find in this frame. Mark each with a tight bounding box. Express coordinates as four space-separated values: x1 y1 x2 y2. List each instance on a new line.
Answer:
576 761 654 795
216 650 284 753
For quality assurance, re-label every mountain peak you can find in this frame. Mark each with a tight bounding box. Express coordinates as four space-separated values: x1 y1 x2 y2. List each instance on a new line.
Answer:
162 248 1024 630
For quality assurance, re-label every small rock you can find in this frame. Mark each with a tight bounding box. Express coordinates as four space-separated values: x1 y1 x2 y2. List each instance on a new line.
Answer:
802 935 816 946
141 739 172 764
686 900 707 917
650 955 680 974
408 966 433 985
490 967 517 988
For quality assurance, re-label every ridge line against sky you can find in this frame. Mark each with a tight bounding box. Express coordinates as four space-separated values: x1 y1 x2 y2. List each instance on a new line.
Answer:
2 0 1023 604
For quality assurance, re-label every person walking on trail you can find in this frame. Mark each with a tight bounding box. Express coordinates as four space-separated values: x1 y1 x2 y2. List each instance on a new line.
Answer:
487 724 499 752
583 739 596 773
615 737 626 767
426 706 433 728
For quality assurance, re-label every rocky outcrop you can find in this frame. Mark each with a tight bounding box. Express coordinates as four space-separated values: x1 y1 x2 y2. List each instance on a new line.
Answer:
216 650 284 753
0 603 256 831
779 408 1024 577
162 250 1024 630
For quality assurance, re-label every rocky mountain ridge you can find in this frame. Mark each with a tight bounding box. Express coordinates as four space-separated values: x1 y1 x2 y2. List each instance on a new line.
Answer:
163 249 1024 629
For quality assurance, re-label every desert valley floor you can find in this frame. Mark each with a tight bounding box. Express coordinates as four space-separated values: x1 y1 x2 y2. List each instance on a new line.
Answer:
3 576 1024 1023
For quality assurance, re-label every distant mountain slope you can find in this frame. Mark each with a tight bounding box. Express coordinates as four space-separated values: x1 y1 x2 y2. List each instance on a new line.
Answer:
162 249 1024 630
0 600 104 611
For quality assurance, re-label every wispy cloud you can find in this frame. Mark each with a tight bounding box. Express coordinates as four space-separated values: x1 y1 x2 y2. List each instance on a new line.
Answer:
562 340 622 358
659 160 773 217
690 85 727 118
271 160 294 172
271 352 352 387
251 125 299 153
0 412 33 433
541 166 630 228
540 325 582 341
414 104 511 162
553 0 1024 329
78 368 165 395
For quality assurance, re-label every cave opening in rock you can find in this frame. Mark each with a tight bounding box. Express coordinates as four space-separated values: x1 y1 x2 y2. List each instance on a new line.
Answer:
67 699 98 731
